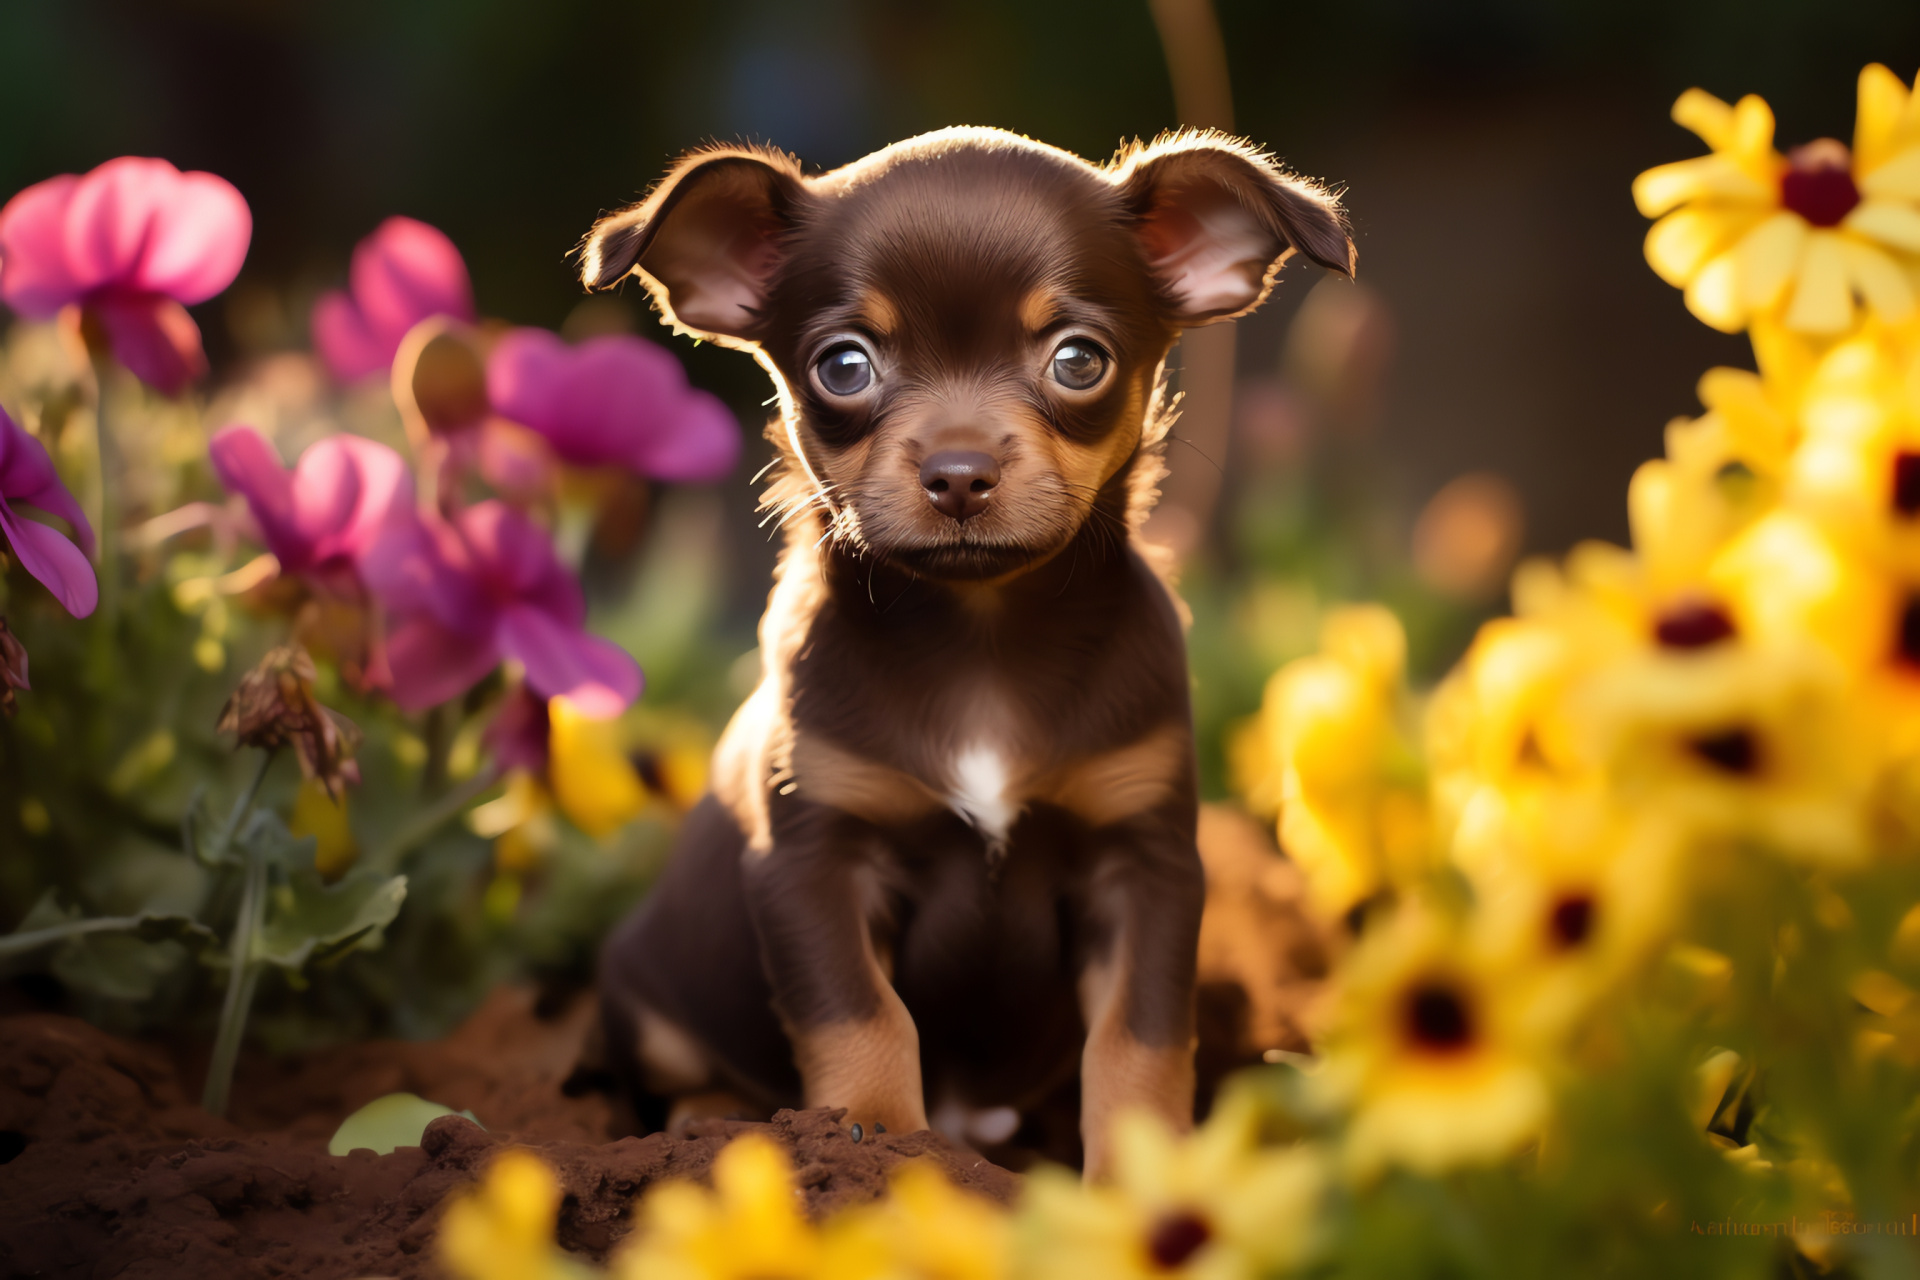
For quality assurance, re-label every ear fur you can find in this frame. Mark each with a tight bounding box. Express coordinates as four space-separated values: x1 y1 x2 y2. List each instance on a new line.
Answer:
1112 130 1354 325
577 144 806 346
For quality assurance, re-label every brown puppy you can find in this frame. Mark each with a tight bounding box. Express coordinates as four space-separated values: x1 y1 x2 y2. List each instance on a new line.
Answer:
582 127 1352 1176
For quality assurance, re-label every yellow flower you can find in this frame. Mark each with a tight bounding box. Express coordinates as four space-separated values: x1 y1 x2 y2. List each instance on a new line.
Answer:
1018 1091 1324 1280
1628 367 1795 586
288 776 358 881
548 694 648 838
439 1148 592 1280
1242 605 1430 917
613 1134 881 1280
1311 899 1551 1176
1634 67 1920 335
1461 786 1684 1039
837 1162 1010 1280
467 770 561 873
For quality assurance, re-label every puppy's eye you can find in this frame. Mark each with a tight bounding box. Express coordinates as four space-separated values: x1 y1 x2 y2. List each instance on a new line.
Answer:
816 343 874 397
1051 340 1108 391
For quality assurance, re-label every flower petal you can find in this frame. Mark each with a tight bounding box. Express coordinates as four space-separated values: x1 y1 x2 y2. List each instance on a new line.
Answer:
209 424 307 567
0 174 81 317
1841 238 1915 322
0 405 94 556
497 604 641 716
311 288 389 382
1844 199 1920 253
1683 251 1746 333
1855 64 1912 174
128 169 251 304
1672 88 1736 152
383 615 499 712
1732 211 1806 308
456 500 583 624
347 217 474 348
62 158 178 295
1632 156 1770 219
90 291 207 394
1644 208 1742 286
1783 231 1855 333
632 392 743 482
1860 148 1920 202
0 497 97 617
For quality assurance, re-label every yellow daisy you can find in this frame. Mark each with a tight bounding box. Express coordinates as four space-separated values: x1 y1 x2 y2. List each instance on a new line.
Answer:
1240 605 1431 918
1310 899 1551 1176
548 693 650 838
1018 1091 1324 1280
612 1134 882 1280
1634 66 1920 335
836 1162 1010 1280
439 1148 595 1280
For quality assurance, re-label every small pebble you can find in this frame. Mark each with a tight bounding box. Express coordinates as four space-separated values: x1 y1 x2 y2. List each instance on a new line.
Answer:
873 1123 887 1135
850 1122 864 1143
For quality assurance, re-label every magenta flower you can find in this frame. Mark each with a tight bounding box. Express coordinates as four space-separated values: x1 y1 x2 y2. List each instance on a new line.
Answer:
366 500 640 716
208 425 414 580
0 404 97 617
312 217 475 382
486 328 741 483
0 157 251 394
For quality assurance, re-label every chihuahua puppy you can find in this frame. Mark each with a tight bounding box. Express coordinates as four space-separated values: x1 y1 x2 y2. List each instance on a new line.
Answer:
583 126 1351 1175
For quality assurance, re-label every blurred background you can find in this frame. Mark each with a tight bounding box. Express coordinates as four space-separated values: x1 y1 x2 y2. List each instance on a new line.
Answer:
3 0 1919 796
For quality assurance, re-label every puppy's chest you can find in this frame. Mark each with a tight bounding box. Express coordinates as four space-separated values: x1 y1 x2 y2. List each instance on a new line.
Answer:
786 681 1184 839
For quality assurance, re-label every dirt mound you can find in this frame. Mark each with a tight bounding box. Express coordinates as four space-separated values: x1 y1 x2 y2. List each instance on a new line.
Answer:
0 1004 1016 1279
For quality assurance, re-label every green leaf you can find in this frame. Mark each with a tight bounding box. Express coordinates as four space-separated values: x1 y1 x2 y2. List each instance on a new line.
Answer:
254 868 408 971
237 808 316 873
326 1091 481 1156
50 932 187 1002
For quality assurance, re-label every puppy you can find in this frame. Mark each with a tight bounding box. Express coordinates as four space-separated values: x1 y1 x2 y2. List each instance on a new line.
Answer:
582 127 1352 1175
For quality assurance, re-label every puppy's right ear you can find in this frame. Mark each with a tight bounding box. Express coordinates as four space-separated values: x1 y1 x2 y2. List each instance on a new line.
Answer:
578 146 805 347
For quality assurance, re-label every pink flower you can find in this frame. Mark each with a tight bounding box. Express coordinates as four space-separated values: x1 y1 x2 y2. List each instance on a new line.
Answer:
486 328 741 483
0 157 251 394
312 217 474 381
208 425 414 578
366 500 640 716
0 404 97 617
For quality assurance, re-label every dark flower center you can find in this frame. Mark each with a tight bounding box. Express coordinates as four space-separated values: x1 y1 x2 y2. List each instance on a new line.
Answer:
1690 728 1760 775
1898 594 1920 668
1404 982 1475 1053
1548 894 1597 949
1780 140 1861 227
1893 452 1920 516
1147 1211 1214 1270
1715 460 1758 502
1655 600 1736 649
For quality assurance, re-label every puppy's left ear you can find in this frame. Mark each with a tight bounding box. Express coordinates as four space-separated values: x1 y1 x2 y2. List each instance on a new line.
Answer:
1115 133 1354 326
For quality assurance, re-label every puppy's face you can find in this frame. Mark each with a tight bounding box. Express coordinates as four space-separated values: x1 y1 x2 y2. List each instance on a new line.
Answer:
580 129 1353 581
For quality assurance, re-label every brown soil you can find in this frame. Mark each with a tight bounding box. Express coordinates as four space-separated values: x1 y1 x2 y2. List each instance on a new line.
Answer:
0 804 1324 1280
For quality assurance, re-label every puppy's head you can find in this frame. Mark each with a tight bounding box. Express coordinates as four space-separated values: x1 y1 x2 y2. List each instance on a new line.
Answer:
581 128 1352 581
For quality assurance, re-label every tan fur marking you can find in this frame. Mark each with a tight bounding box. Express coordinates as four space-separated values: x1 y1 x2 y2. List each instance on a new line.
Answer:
634 1003 715 1094
1018 286 1061 332
792 995 928 1133
859 289 901 336
1078 952 1195 1182
790 735 945 826
1044 724 1186 827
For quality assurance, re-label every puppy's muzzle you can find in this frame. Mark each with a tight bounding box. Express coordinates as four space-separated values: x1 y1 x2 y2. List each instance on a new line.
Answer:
920 450 1000 523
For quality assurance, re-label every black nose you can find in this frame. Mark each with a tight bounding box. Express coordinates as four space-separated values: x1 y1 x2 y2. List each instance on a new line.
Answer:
919 450 1000 522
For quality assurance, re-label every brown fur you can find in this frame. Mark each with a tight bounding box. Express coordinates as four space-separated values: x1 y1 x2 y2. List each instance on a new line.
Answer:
586 126 1351 1174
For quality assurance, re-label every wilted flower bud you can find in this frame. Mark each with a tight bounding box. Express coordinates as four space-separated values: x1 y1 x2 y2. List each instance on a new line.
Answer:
218 644 362 797
0 618 28 717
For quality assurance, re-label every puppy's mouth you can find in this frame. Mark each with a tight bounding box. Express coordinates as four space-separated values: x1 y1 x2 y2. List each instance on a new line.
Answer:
883 537 1057 580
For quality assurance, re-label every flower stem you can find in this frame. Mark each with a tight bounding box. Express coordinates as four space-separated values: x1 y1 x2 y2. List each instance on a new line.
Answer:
368 762 503 873
89 354 120 635
0 915 150 959
201 749 276 1118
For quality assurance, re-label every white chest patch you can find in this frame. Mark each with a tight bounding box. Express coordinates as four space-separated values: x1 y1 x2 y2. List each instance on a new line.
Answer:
946 743 1019 849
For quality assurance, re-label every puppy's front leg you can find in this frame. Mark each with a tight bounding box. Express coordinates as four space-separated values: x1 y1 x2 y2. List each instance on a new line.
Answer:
742 803 928 1134
1078 812 1206 1180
